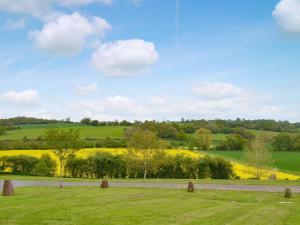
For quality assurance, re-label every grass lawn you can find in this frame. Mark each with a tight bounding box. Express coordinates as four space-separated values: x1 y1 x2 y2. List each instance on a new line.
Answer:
206 151 300 173
0 125 127 140
0 187 299 225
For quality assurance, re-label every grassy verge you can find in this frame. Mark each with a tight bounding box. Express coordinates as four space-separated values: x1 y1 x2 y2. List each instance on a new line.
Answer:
1 186 300 225
1 174 300 186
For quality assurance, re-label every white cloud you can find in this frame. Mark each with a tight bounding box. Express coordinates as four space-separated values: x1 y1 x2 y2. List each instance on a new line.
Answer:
0 0 112 19
76 83 98 95
1 89 39 106
69 82 282 121
273 0 300 35
193 82 246 99
60 0 113 7
72 95 147 120
3 18 26 31
92 39 159 77
31 12 111 56
0 0 54 18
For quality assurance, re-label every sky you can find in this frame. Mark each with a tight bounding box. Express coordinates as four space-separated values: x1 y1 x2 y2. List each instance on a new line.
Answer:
0 0 300 122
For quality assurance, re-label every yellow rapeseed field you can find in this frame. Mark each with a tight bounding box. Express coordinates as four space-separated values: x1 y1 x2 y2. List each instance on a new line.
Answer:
0 148 299 180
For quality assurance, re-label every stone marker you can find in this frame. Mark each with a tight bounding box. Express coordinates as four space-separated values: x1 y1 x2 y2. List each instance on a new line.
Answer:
3 180 14 196
187 181 194 192
284 188 292 198
100 179 109 188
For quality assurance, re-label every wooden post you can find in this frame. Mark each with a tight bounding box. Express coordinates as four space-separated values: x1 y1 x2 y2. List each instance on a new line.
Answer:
3 180 14 196
187 181 194 192
100 179 109 188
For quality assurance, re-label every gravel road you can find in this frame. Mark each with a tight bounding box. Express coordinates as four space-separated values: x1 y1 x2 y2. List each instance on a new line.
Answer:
1 180 299 192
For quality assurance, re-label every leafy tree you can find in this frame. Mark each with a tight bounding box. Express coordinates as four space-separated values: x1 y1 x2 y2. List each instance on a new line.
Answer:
80 118 91 125
215 134 246 151
189 128 212 150
293 134 300 151
127 128 161 179
234 127 255 140
33 154 57 176
271 133 293 151
0 126 6 135
44 128 83 188
175 130 187 141
244 137 273 179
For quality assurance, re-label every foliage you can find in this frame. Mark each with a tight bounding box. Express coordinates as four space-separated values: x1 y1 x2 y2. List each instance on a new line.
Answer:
244 138 273 179
127 128 161 178
271 133 293 151
189 128 212 150
0 154 56 176
215 134 246 151
44 128 84 186
0 126 6 135
233 127 255 140
197 156 234 179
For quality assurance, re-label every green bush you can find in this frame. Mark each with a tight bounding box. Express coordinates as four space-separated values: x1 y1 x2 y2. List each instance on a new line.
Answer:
0 154 56 176
215 134 246 151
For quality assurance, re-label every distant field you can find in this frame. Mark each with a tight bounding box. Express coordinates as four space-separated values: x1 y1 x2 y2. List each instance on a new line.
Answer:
1 187 300 225
0 124 127 140
207 151 300 173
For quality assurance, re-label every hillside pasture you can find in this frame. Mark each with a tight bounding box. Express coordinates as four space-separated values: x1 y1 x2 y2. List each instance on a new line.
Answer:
0 124 127 140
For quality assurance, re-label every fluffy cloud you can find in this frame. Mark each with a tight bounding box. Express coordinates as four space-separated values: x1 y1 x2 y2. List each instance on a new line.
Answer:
73 96 146 120
273 0 300 35
1 89 39 106
70 82 282 121
60 0 113 7
31 12 111 56
192 82 246 99
0 0 54 18
0 0 112 18
76 83 98 95
92 39 159 77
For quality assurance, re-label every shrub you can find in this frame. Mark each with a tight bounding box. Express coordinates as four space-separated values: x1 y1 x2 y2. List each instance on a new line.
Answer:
215 134 246 151
197 156 234 179
33 154 57 176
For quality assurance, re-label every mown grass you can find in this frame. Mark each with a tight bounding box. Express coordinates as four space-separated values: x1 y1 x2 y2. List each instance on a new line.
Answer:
0 186 300 225
206 151 300 173
0 125 127 140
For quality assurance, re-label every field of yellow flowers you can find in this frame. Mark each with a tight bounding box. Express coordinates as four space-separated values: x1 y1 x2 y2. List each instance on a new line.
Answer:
0 148 299 180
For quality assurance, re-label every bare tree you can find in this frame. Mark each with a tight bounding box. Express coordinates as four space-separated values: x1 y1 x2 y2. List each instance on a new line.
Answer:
244 135 273 179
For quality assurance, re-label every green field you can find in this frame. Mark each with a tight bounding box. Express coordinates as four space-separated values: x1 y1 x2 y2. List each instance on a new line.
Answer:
1 186 299 225
207 151 300 173
0 124 127 140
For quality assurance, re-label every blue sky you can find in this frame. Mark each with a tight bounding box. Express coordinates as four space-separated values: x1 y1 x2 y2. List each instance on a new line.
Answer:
0 0 300 121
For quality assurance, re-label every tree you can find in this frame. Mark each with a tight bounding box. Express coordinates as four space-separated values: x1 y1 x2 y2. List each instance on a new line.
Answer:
0 126 6 135
44 128 83 188
80 118 91 125
127 128 161 179
244 137 273 179
215 134 246 151
189 128 212 150
271 133 293 151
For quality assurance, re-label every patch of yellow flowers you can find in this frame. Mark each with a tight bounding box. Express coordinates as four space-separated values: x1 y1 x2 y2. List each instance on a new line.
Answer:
0 148 299 180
